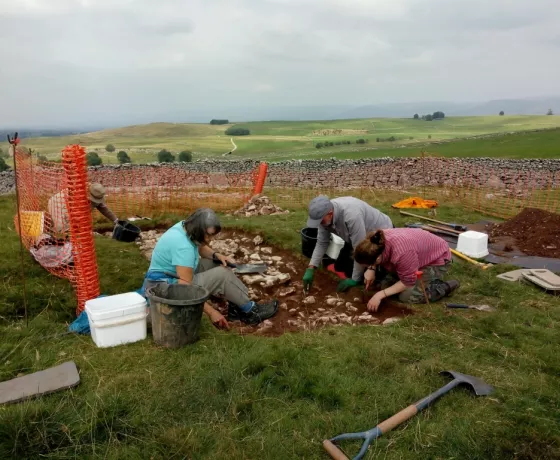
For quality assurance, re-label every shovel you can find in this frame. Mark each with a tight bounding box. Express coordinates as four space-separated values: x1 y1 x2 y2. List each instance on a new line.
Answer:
323 370 494 460
446 303 496 312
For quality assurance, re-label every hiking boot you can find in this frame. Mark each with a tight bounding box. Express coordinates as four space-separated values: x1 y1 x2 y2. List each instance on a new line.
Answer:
426 279 460 302
227 300 279 325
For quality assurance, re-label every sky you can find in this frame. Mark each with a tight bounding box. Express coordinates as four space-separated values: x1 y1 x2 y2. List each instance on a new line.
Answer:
0 0 559 127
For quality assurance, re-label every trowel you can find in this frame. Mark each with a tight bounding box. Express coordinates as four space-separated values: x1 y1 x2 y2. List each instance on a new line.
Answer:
220 261 268 274
446 303 496 312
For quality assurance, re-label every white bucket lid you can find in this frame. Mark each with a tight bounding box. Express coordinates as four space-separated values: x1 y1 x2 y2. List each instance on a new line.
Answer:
85 292 147 322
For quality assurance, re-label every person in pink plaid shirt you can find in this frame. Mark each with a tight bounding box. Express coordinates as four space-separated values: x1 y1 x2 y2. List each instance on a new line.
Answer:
354 228 459 312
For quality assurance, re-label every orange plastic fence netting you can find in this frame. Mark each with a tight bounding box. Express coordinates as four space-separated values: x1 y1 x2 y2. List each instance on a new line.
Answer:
14 145 100 315
88 164 262 222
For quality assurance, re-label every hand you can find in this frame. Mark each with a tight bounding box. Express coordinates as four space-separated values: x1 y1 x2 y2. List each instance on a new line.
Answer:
367 292 384 313
303 268 315 292
364 268 376 290
337 279 360 292
207 309 230 330
214 253 236 267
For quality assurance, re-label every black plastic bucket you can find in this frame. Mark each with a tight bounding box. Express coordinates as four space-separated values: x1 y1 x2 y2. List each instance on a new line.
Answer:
146 284 210 348
301 227 318 258
112 220 141 243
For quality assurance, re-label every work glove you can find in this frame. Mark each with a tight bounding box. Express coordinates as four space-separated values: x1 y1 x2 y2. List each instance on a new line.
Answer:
336 278 360 292
302 268 315 292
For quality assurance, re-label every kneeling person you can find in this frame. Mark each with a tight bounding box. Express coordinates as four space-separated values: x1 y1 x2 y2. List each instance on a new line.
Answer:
354 228 459 312
303 195 393 293
142 208 278 328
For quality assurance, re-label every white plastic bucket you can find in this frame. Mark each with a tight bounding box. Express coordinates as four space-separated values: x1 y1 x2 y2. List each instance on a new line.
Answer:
456 231 489 258
326 234 345 259
85 292 148 348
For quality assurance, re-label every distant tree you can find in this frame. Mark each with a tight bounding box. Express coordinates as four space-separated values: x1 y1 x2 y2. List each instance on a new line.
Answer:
117 150 131 164
428 134 432 139
547 109 554 116
157 149 175 163
432 111 445 120
388 136 396 142
0 157 9 172
86 152 102 166
37 154 49 163
178 150 193 162
105 144 115 153
225 127 250 136
425 114 433 121
413 114 419 119
356 138 366 144
210 119 229 125
499 111 505 116
315 142 324 149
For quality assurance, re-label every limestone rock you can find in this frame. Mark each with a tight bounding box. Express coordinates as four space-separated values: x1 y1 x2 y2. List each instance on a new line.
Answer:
383 317 401 325
303 296 316 304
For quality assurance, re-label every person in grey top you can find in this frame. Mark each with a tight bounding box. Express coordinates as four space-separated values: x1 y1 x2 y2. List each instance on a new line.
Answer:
303 195 393 293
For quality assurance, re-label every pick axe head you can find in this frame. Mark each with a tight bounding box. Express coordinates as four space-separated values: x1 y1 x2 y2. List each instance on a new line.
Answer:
440 370 494 396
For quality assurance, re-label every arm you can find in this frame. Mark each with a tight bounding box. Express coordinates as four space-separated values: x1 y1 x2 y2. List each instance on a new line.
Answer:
367 253 418 312
367 280 409 312
198 244 235 265
176 266 193 284
309 226 330 268
176 265 229 329
347 217 368 281
96 203 118 224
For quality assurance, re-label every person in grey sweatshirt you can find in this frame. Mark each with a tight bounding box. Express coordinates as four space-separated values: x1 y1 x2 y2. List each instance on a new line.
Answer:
303 195 393 293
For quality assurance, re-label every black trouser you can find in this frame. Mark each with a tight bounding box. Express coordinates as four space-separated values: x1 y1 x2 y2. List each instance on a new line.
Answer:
332 242 354 278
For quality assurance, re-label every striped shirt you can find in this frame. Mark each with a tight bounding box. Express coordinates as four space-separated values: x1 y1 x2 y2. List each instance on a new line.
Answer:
380 228 451 286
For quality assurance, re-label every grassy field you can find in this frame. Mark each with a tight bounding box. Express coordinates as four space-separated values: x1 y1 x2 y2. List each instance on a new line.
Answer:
1 195 559 459
4 115 560 163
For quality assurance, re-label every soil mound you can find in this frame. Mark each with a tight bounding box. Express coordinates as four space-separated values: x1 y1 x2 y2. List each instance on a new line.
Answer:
488 208 560 258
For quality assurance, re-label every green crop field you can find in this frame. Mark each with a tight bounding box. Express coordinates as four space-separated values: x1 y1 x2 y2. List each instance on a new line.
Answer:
1 196 559 459
4 115 560 164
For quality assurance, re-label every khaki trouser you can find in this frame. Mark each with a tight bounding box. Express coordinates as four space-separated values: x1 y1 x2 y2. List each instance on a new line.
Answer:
377 261 451 304
144 258 250 307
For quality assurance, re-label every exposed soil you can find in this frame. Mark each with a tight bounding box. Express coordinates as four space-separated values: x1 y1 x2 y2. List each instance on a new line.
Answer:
134 229 413 337
487 208 560 258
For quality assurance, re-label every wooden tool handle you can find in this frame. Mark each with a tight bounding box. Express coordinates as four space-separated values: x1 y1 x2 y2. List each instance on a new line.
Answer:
323 440 349 460
377 405 418 433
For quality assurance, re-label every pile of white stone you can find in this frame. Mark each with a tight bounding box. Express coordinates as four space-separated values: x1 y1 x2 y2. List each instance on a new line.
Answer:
232 195 289 217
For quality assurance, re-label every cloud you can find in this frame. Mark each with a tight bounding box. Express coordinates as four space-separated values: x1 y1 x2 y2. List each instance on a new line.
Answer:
0 0 559 126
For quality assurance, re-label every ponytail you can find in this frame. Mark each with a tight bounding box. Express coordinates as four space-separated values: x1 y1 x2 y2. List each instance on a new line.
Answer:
354 230 385 265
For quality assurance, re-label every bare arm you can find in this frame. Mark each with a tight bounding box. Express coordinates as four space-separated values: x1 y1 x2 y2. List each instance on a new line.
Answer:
96 203 118 224
176 265 228 329
198 244 214 259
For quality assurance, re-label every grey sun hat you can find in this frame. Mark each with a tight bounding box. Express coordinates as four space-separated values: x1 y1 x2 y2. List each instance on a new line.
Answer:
306 195 334 228
88 183 106 205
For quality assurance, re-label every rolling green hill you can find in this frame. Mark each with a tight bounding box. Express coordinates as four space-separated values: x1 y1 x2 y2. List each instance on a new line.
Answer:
5 115 560 163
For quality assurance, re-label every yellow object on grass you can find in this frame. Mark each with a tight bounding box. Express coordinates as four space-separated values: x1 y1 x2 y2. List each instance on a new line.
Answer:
16 211 45 241
392 197 438 209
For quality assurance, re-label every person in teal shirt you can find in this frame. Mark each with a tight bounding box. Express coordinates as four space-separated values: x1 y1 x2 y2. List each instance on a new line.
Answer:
142 208 278 328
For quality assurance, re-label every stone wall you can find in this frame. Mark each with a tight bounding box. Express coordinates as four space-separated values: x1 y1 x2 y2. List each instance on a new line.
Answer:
1 158 559 195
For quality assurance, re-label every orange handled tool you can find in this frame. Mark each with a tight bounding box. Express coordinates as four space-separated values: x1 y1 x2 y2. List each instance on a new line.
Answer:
323 370 494 460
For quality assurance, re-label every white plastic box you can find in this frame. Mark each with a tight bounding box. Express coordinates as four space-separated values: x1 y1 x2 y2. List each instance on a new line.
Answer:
326 233 345 259
456 231 489 258
85 292 148 348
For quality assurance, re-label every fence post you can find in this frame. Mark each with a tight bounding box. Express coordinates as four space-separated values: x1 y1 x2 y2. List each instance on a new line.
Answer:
253 162 268 196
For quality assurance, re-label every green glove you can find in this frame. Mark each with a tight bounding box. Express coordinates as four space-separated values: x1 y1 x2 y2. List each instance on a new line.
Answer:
303 268 315 292
337 279 360 292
